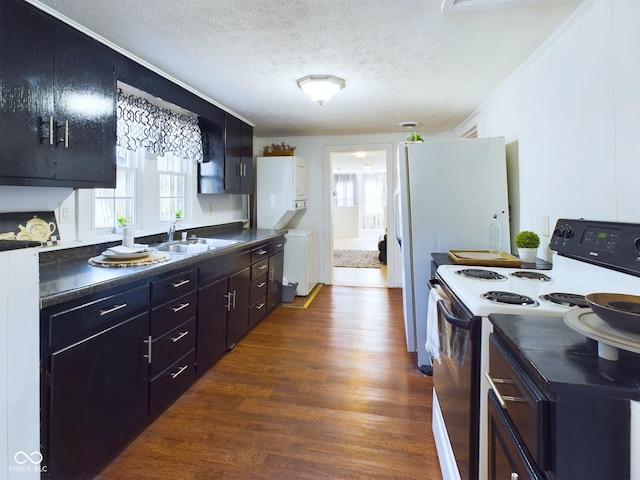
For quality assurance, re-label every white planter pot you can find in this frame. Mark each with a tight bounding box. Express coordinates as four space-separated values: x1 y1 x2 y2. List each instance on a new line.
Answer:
518 247 538 263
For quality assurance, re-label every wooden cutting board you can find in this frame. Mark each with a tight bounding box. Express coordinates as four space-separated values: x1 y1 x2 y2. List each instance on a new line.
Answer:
448 250 522 267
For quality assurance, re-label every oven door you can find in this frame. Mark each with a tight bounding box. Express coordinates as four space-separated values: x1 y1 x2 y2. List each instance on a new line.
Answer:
431 278 482 480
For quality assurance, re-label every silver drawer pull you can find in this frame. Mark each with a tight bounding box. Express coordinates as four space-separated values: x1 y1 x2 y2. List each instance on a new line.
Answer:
275 243 283 248
99 303 127 316
143 335 152 364
257 282 266 288
258 264 268 270
171 279 191 288
171 331 189 343
172 302 190 313
257 249 267 255
485 372 527 408
170 365 188 379
257 302 265 310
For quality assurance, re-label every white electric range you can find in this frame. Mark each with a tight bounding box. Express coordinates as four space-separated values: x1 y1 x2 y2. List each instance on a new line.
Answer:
430 219 640 480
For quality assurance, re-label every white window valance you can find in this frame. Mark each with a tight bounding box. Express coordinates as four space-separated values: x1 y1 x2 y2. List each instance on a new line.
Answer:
116 89 203 163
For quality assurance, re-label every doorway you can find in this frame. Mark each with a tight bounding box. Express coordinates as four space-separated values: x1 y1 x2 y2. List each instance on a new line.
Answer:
330 149 387 287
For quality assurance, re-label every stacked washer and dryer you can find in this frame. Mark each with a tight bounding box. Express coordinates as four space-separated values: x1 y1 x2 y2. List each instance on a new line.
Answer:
256 155 317 296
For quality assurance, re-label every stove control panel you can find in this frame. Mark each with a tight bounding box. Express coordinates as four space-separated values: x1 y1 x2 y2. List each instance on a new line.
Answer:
550 218 640 277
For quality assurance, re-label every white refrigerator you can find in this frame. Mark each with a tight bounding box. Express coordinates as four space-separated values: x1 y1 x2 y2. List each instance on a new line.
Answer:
395 137 510 373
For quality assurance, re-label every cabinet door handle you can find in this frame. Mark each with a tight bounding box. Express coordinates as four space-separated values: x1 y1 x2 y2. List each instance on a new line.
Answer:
225 292 232 311
257 302 265 310
511 474 519 480
257 249 267 256
143 335 152 364
258 264 268 271
269 268 273 282
57 119 69 148
171 279 190 288
99 303 127 316
484 372 527 408
171 331 189 343
172 302 190 313
40 116 54 145
257 282 266 288
170 365 188 379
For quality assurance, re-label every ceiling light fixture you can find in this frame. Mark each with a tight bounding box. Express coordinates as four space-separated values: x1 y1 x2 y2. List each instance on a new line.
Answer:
297 75 345 105
354 151 366 158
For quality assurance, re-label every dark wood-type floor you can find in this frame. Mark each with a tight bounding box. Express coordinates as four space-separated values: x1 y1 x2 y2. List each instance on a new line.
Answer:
96 285 442 479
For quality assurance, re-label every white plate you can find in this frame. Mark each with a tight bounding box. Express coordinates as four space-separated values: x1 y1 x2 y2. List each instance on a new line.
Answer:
101 250 151 260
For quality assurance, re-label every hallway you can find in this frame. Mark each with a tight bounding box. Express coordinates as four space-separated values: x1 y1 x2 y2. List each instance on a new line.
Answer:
96 286 441 479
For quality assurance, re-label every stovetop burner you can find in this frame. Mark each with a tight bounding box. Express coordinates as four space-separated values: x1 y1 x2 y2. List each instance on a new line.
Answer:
455 268 507 281
511 271 552 281
540 292 588 308
482 290 539 306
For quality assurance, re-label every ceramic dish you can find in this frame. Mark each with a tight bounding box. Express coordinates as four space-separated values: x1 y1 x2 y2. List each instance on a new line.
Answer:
585 292 640 334
101 250 150 260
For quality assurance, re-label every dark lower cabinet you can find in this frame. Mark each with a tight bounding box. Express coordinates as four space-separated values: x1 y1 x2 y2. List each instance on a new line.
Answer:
487 390 542 480
42 238 284 478
226 266 251 345
267 249 285 313
197 276 230 373
48 312 149 479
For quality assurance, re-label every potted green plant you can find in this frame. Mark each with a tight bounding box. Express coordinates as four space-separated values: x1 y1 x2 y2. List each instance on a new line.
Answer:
406 132 424 142
514 230 540 263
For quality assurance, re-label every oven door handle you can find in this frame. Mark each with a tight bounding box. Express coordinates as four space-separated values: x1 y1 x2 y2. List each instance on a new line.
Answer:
437 299 472 330
427 277 439 289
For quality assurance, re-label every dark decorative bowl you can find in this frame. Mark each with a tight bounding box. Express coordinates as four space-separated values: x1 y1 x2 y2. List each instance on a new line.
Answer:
586 293 640 334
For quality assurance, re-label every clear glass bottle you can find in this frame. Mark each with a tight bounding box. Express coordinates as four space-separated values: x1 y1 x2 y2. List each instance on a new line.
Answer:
489 211 504 254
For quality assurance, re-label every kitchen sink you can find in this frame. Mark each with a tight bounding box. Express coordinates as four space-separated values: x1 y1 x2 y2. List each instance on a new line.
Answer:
155 237 240 254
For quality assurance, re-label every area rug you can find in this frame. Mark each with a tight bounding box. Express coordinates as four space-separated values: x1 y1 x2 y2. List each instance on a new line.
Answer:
334 249 381 269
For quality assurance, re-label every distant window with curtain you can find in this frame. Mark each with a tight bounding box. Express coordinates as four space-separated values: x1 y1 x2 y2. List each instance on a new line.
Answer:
362 172 386 229
333 173 358 206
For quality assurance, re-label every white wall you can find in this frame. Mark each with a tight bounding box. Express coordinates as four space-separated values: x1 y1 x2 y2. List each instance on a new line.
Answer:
0 154 248 250
256 132 454 287
457 0 640 259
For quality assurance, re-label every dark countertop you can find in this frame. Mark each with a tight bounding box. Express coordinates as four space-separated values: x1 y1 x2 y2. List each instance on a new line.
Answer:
431 252 552 270
40 227 286 309
0 239 41 251
489 314 640 399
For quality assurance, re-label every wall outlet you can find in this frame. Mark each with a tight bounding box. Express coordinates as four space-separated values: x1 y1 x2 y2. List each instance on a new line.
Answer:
208 203 214 213
60 204 72 224
541 215 550 237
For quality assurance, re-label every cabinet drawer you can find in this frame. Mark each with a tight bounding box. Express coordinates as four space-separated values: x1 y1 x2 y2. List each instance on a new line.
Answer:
251 258 269 280
149 349 196 417
151 269 196 305
249 295 267 327
49 284 150 350
270 237 285 254
199 250 250 286
250 276 268 304
151 291 197 337
251 244 269 263
150 318 196 377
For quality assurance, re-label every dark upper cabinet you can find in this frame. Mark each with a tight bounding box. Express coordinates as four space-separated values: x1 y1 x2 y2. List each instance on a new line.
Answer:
198 112 253 194
0 0 116 188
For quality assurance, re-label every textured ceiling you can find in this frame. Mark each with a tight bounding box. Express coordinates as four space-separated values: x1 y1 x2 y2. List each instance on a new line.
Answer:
31 0 582 137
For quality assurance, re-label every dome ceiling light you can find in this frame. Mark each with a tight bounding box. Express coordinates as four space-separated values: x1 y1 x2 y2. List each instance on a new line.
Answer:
297 75 345 105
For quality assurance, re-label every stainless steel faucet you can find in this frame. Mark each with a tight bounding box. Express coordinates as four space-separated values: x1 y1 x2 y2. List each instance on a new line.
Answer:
167 221 177 243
